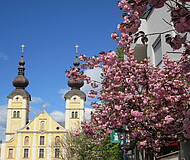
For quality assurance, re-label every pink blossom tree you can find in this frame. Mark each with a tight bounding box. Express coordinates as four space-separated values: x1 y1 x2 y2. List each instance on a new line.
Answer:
66 0 190 157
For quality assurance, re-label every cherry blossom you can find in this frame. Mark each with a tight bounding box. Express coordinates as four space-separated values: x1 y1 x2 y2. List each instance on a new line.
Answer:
66 0 190 155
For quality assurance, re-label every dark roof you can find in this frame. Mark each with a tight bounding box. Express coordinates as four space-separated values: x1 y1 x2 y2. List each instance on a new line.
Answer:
68 79 84 89
12 57 29 89
57 122 65 128
13 75 29 89
64 89 86 101
8 89 31 100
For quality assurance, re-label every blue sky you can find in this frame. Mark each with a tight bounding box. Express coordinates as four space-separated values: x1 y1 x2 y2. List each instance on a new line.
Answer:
0 0 121 139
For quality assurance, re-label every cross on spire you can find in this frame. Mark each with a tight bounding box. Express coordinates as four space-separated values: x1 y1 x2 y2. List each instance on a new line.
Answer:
73 44 80 68
42 104 47 109
20 44 26 58
75 44 79 55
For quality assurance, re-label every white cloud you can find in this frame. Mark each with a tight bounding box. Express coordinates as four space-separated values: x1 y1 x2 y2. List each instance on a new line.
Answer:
42 103 51 108
31 97 43 104
85 107 94 120
58 88 69 99
81 67 102 94
0 106 7 139
50 111 65 122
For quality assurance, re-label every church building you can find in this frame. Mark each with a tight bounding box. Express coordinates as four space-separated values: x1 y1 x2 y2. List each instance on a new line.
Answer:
0 46 86 160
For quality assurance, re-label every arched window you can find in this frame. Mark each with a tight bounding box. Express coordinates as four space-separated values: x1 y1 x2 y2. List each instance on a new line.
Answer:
13 111 17 118
24 136 29 145
17 111 20 118
71 112 75 119
75 112 78 118
55 136 60 145
40 121 45 130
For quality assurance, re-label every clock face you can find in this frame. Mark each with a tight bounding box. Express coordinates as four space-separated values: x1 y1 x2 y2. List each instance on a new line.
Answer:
70 96 80 105
13 95 22 102
11 96 23 108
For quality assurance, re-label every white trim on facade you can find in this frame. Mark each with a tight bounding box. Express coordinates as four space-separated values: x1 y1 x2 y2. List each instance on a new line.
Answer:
47 133 52 160
16 133 21 160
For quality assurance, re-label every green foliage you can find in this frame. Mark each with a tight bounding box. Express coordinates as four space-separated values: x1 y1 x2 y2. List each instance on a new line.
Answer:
61 132 123 160
116 47 125 60
92 136 123 160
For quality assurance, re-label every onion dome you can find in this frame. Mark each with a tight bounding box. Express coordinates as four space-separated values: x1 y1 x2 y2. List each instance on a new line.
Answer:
68 79 84 89
73 59 80 68
12 58 29 89
64 45 86 101
8 44 31 100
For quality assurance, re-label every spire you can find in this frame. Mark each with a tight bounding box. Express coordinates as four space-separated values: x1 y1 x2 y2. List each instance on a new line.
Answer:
67 45 84 90
12 44 29 89
18 44 26 75
65 45 86 100
73 44 80 68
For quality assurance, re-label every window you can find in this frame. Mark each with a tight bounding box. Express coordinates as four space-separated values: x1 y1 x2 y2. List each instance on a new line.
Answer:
55 136 60 145
23 149 29 158
141 4 153 19
8 149 13 159
40 121 45 130
40 136 45 145
13 111 17 118
55 148 60 158
75 111 78 118
39 149 44 158
71 111 78 119
13 111 20 118
71 111 75 118
24 136 29 145
153 35 162 66
17 111 20 118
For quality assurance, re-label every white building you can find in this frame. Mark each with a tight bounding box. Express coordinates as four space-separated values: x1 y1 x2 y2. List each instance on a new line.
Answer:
132 5 189 160
133 6 181 65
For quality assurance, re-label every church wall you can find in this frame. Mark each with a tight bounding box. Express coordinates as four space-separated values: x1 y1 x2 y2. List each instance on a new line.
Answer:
3 132 65 160
65 96 85 130
2 110 66 160
6 96 29 141
1 53 86 160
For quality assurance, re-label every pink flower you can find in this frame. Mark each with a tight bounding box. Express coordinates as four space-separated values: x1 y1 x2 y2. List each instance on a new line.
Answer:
131 110 143 117
111 32 119 41
164 115 174 124
185 109 190 118
115 105 122 110
139 140 147 146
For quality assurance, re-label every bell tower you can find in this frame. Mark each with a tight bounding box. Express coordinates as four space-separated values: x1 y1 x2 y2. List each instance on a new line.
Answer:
64 45 86 131
5 45 31 140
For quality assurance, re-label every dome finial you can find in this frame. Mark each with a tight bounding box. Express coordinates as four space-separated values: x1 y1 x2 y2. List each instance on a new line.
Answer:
73 44 80 68
20 44 26 58
18 44 26 75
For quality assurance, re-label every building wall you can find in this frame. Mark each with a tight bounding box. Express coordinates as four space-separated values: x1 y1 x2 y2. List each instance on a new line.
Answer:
135 7 181 65
6 95 29 141
1 111 66 160
65 95 85 130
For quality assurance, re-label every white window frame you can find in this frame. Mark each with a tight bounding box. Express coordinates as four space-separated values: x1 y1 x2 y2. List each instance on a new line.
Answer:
152 35 162 66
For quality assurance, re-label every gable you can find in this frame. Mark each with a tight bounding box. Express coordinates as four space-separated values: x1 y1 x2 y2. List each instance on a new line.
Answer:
19 110 65 133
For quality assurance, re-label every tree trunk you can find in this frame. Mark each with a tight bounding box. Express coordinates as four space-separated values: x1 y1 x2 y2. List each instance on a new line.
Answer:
180 139 190 160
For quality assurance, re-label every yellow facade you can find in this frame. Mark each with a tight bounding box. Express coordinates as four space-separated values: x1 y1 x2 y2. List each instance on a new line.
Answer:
1 93 85 160
65 95 85 131
1 50 86 160
1 110 68 160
